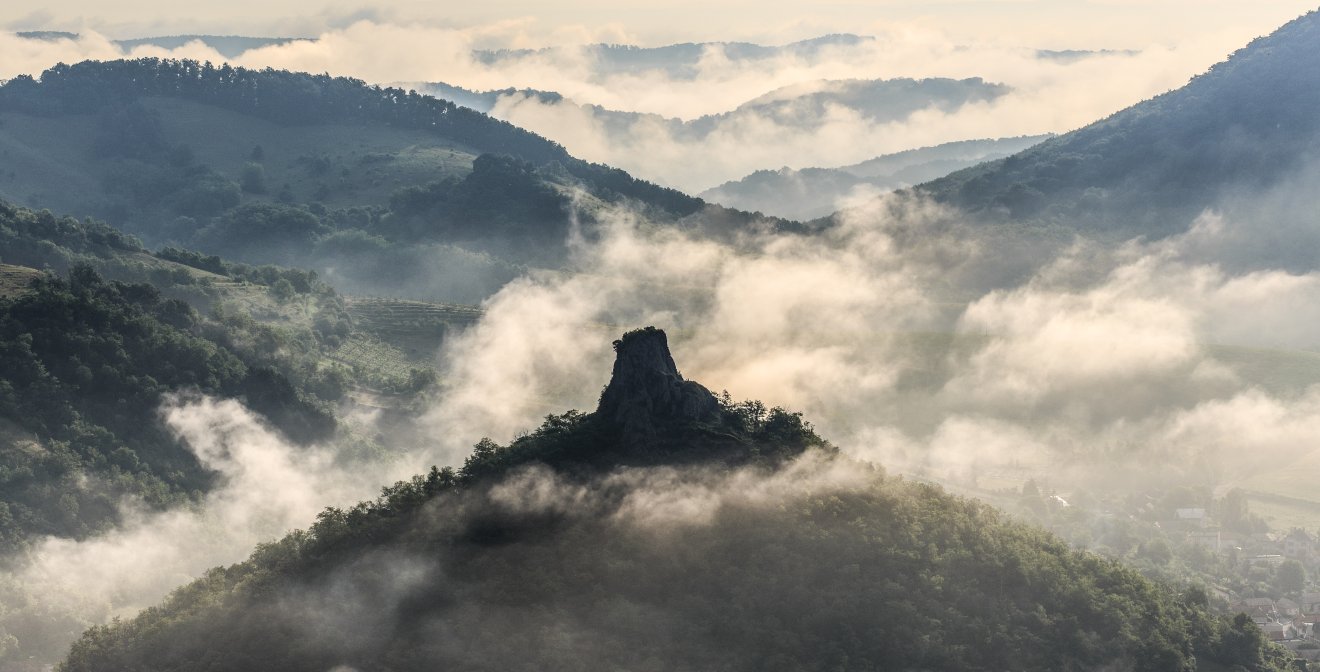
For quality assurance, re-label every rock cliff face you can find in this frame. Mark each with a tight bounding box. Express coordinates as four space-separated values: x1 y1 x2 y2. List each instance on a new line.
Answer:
596 327 721 444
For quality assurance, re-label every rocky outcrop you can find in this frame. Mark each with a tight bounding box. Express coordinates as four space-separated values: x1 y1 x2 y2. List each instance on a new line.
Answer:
596 327 721 444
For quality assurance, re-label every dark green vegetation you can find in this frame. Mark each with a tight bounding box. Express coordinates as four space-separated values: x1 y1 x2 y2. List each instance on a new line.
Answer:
0 202 359 551
0 58 773 302
918 10 1320 242
58 329 1294 672
0 267 331 550
0 199 433 553
701 135 1050 220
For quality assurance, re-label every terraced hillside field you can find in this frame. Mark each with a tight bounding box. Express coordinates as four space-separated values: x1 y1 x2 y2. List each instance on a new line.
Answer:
346 296 484 356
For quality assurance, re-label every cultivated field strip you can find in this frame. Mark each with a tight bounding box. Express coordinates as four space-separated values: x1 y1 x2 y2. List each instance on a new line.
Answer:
345 296 484 338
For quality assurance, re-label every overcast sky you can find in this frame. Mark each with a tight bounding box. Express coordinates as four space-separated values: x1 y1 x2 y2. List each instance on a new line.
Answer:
5 1 1318 49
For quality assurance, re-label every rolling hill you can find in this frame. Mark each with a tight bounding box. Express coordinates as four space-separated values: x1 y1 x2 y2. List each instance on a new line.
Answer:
418 76 1011 144
0 200 350 552
915 9 1320 246
56 328 1293 672
0 59 773 302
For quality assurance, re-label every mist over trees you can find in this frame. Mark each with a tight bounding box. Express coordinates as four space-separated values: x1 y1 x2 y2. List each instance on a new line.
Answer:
56 329 1296 672
4 5 1320 671
0 200 367 554
0 58 782 303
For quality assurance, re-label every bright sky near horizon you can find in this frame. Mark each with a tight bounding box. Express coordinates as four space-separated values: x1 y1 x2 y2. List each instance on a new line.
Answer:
4 1 1318 49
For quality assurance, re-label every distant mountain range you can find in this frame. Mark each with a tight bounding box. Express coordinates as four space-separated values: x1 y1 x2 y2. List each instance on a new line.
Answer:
16 31 309 58
473 34 877 79
418 77 1010 140
473 35 1131 78
702 135 1051 220
13 30 1131 70
415 77 1018 193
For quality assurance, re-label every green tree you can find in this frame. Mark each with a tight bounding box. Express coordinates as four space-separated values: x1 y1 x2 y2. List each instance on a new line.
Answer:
270 278 296 303
1276 559 1306 595
240 162 267 194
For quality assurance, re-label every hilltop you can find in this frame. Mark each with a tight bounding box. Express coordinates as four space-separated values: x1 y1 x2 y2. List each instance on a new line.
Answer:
58 328 1292 672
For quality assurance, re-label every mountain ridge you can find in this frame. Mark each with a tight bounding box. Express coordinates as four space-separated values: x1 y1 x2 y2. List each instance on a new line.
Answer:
913 9 1320 242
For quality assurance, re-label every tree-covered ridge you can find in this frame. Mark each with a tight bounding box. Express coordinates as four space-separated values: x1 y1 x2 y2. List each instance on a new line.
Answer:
0 200 144 264
0 59 762 303
56 328 1294 672
915 9 1320 237
0 58 704 218
0 266 338 551
0 200 373 552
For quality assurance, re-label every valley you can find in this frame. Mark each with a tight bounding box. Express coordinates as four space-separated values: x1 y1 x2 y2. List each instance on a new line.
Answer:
4 5 1320 671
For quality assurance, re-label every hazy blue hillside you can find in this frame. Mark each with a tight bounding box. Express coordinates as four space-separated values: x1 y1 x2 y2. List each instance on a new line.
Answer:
917 9 1320 243
474 34 876 78
419 77 1009 143
113 35 309 58
14 32 307 58
471 35 1121 78
702 135 1050 219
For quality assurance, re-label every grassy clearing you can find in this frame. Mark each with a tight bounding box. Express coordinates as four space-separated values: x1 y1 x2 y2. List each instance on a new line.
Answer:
0 263 42 299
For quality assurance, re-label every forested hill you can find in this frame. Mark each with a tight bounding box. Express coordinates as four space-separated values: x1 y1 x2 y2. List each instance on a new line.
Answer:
59 328 1293 672
0 59 766 303
0 200 353 553
0 58 702 216
915 9 1320 238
